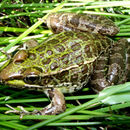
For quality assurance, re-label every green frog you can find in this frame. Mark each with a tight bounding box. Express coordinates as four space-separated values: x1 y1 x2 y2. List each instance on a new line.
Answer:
0 13 129 115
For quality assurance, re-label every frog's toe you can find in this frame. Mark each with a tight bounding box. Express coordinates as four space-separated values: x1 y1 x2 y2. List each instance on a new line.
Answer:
5 104 30 119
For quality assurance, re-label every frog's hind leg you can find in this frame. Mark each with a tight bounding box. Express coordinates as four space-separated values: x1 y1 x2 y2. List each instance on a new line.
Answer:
89 53 110 93
107 39 128 85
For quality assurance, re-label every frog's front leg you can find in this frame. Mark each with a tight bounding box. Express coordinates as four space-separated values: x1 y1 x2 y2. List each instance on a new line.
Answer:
90 53 110 92
37 88 66 115
6 88 66 116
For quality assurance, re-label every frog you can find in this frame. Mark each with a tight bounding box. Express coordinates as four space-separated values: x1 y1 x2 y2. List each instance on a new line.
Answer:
0 13 129 115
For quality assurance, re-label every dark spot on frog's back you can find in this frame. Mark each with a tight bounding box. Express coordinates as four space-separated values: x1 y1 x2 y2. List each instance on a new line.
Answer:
84 44 93 58
54 45 65 52
55 70 69 82
74 55 84 65
94 41 102 52
71 43 81 51
47 39 59 45
105 37 113 45
61 54 69 64
47 50 53 55
36 44 46 52
28 53 36 60
100 38 110 49
40 53 44 58
50 62 59 70
42 58 51 65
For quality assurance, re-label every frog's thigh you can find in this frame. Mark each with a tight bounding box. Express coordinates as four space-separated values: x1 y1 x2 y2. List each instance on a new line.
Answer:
107 39 128 84
38 88 66 115
90 53 109 93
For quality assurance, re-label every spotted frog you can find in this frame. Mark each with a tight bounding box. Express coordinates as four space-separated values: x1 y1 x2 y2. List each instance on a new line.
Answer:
0 13 129 115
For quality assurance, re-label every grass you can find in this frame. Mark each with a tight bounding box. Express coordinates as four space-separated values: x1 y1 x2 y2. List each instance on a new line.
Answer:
0 0 130 129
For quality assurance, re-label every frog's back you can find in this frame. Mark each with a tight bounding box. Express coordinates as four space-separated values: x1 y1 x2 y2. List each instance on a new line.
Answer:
24 31 113 93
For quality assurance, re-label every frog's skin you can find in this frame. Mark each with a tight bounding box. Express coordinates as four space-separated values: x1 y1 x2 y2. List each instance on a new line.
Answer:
0 13 129 115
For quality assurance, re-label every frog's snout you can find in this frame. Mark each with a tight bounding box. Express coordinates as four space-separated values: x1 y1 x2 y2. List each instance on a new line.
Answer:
0 50 28 82
0 63 22 82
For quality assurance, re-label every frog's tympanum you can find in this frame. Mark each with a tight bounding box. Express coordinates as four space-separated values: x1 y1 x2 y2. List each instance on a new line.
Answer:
0 13 130 115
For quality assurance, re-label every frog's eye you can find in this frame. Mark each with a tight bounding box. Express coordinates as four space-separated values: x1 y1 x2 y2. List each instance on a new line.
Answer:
24 75 41 84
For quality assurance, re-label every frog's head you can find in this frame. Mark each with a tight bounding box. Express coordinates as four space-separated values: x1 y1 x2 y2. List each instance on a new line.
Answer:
0 50 43 89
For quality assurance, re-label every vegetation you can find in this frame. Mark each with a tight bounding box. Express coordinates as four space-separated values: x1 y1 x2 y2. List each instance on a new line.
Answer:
0 0 130 129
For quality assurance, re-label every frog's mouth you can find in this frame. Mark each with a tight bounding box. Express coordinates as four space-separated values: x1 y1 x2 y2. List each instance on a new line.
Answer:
5 79 45 90
0 74 47 91
0 61 44 90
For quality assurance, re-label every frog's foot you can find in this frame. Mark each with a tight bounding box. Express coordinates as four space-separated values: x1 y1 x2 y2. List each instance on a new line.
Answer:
5 104 30 119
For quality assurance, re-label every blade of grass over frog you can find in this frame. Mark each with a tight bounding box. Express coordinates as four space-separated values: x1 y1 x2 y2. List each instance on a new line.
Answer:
27 83 128 129
0 2 65 57
0 34 49 45
0 27 51 34
0 95 97 104
81 11 130 18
